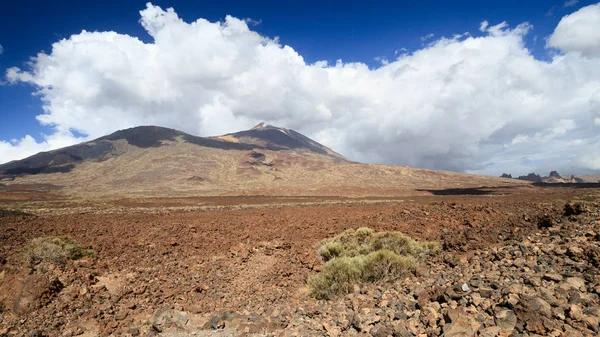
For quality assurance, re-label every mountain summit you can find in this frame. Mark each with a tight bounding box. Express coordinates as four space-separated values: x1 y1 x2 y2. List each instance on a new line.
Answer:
214 123 346 160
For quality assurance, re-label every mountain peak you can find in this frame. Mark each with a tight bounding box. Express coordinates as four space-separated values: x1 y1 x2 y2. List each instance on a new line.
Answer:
250 122 289 132
217 124 347 160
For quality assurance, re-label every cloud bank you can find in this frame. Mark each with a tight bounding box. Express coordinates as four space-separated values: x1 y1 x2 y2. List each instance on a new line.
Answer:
3 2 600 176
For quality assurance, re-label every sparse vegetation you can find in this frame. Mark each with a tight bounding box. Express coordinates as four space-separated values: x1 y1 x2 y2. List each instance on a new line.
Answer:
20 236 95 267
309 228 438 299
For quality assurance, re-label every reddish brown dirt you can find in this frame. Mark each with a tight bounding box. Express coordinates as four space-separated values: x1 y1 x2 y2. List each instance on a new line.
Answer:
0 185 598 335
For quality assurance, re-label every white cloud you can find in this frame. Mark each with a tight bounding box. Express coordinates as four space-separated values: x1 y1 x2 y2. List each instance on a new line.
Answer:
315 103 333 121
0 44 3 54
510 134 529 145
548 0 582 18
595 117 600 125
2 2 600 176
547 3 600 57
244 18 262 26
420 33 434 43
564 0 580 8
508 120 576 146
374 56 389 65
479 21 489 32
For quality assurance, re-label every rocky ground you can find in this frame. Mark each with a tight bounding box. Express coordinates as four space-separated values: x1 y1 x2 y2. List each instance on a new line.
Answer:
0 188 599 336
287 203 600 337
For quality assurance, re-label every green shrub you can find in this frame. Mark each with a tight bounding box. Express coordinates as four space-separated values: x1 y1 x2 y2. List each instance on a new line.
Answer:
317 227 438 262
310 228 437 299
317 227 374 261
21 236 95 267
308 256 364 300
362 249 416 282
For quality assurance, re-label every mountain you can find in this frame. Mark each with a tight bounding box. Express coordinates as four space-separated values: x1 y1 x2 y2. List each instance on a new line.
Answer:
0 124 522 196
0 124 349 176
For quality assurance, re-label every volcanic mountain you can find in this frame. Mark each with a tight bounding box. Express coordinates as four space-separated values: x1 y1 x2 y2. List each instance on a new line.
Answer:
0 124 521 196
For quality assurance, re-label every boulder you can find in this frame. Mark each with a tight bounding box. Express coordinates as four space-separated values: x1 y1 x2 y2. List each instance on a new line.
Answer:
495 310 516 333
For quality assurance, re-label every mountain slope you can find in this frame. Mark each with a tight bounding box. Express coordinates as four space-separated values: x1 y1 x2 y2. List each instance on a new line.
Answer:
0 126 253 176
0 124 523 196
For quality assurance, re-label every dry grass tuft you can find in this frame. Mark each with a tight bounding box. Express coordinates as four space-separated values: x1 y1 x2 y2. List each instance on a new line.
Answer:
20 236 95 267
362 249 417 283
308 257 363 300
309 228 437 299
317 227 438 262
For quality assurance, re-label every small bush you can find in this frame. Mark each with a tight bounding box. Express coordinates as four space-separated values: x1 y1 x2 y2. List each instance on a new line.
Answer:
317 227 438 262
317 227 374 261
309 228 437 299
308 257 364 300
21 236 95 267
362 249 417 282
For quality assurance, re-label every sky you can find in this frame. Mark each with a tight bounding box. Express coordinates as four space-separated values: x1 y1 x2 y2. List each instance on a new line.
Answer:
1 0 600 177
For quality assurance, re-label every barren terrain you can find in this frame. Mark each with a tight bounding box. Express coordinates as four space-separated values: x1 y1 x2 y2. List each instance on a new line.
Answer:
1 184 599 336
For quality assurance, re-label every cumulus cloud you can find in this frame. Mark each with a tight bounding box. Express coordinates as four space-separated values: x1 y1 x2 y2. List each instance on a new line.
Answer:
547 3 600 57
2 2 600 176
0 44 3 54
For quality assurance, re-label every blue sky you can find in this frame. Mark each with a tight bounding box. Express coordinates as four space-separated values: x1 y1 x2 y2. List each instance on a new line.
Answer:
1 0 600 175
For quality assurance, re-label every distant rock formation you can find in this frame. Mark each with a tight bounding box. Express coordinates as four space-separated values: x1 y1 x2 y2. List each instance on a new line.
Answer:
548 171 561 179
517 173 542 182
570 175 585 183
500 171 587 184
